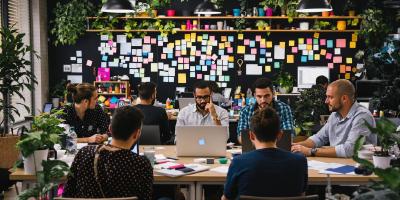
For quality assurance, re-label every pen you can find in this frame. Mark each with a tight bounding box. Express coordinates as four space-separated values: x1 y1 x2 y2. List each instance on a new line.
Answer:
166 156 179 160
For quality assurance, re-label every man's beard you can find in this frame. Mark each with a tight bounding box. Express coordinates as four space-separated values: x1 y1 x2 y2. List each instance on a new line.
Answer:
329 101 342 112
197 102 207 110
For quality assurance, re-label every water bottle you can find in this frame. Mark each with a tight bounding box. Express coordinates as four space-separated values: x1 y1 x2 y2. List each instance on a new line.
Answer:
66 127 78 154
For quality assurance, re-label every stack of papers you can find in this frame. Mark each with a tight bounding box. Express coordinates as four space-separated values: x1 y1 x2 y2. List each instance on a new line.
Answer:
308 160 356 175
154 162 210 177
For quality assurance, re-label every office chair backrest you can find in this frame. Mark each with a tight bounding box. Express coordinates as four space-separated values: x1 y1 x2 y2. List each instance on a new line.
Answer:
55 197 138 200
139 125 161 145
240 195 318 200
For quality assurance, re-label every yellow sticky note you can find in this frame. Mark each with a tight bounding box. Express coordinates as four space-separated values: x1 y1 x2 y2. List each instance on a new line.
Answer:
315 54 320 60
298 38 304 44
175 40 181 45
237 46 246 54
190 50 195 56
346 57 353 64
320 49 326 56
287 55 294 63
352 34 358 42
349 42 356 48
260 39 266 45
238 34 244 40
306 44 312 50
266 41 273 48
206 49 212 55
228 56 234 62
289 40 295 47
191 33 196 39
219 43 225 49
221 36 227 42
184 34 190 41
181 49 187 55
279 42 286 48
345 73 350 80
167 43 174 48
314 32 320 38
187 42 192 48
197 36 203 42
207 40 213 46
178 73 187 84
265 65 271 72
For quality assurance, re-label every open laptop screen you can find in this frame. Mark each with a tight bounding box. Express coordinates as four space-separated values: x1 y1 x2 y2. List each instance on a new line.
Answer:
43 103 53 113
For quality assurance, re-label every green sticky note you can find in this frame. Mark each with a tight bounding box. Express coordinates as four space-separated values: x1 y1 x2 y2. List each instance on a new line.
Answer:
274 62 280 68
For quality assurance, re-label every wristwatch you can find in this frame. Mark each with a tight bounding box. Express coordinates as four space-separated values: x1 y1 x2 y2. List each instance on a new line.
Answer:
310 148 318 157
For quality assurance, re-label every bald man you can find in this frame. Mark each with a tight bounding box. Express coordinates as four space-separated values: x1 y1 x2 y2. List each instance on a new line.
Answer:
291 79 377 158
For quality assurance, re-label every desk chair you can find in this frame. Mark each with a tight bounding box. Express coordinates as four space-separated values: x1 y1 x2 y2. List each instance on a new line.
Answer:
240 194 318 200
139 125 161 145
55 197 137 200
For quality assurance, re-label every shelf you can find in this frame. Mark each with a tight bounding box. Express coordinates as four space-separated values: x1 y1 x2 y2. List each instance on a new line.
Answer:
87 16 361 20
98 93 126 95
87 29 359 33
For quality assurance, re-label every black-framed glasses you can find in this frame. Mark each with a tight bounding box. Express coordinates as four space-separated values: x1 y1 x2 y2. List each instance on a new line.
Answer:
195 95 211 101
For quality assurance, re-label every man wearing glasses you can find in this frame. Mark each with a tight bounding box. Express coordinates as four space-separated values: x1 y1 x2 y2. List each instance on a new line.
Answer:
176 81 229 126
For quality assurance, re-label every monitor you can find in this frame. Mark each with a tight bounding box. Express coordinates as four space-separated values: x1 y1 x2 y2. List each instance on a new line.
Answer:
43 103 53 113
356 80 388 101
297 66 330 89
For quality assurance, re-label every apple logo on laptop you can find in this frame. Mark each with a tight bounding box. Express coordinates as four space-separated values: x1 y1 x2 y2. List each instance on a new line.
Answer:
198 137 206 146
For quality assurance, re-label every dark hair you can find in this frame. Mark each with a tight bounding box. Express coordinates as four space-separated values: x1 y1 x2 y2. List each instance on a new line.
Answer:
193 80 211 91
111 106 144 140
252 78 274 93
138 82 156 100
316 75 329 86
249 107 281 142
209 81 222 94
66 83 96 103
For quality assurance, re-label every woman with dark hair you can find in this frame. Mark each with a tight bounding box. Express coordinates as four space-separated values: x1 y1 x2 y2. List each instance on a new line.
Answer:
62 83 110 143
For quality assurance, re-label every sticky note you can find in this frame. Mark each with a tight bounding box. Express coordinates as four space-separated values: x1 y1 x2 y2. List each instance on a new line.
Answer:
320 49 326 56
289 40 295 47
260 48 266 55
237 46 246 54
256 35 261 41
340 65 346 73
238 34 243 40
86 60 93 66
274 62 280 68
345 73 350 79
265 65 271 72
346 57 353 64
326 53 332 60
336 39 346 48
328 63 334 69
244 39 250 45
327 40 333 48
320 39 326 46
306 45 312 50
350 42 356 48
314 32 320 38
333 56 343 63
292 47 298 53
185 34 191 41
287 55 294 63
315 54 320 60
266 41 273 48
227 47 233 53
228 56 234 62
308 54 314 61
301 56 307 63
307 38 312 44
279 42 285 48
251 48 257 54
178 73 187 84
352 34 358 42
197 36 203 42
249 40 256 47
219 43 225 49
346 66 352 71
221 36 227 42
298 38 304 44
228 36 234 42
260 39 266 45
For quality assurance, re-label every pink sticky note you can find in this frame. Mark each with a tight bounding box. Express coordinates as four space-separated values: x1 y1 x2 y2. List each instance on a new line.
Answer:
161 54 166 59
86 60 93 66
112 47 117 53
148 57 153 62
175 51 181 57
227 47 233 53
320 39 326 46
210 36 215 41
326 53 332 60
178 57 184 63
108 40 113 46
143 59 149 64
184 57 189 64
251 48 257 54
212 54 218 60
255 35 261 41
336 39 346 48
328 63 334 69
144 36 151 43
244 39 250 45
151 38 157 44
260 43 266 48
307 38 312 44
196 50 201 56
211 64 217 70
291 47 298 53
333 56 343 63
197 74 203 79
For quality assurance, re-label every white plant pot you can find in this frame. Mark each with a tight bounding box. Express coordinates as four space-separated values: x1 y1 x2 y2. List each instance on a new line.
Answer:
24 149 48 174
52 97 60 108
372 155 391 169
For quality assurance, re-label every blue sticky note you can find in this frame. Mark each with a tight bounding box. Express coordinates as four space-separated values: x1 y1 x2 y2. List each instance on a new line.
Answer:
200 60 205 65
308 54 314 60
228 63 234 68
274 62 280 68
206 60 212 66
143 52 148 58
201 46 207 52
327 40 333 48
102 55 108 61
249 40 256 47
168 53 173 59
301 56 307 62
196 65 201 71
228 36 234 42
260 58 265 64
171 60 177 66
157 35 163 40
313 38 318 44
260 48 266 55
210 75 216 81
218 49 225 55
202 34 209 40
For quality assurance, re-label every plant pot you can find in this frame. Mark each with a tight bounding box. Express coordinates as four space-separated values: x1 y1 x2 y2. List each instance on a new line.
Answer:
233 8 241 16
265 26 271 30
258 8 265 16
348 10 355 16
279 86 293 94
152 9 158 17
24 149 49 174
372 155 392 169
52 97 60 108
0 135 20 168
337 20 346 30
166 9 176 16
258 26 264 30
265 8 273 16
322 11 330 17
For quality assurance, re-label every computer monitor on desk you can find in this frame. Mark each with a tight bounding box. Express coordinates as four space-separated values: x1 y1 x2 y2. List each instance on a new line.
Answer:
356 80 388 101
297 66 330 89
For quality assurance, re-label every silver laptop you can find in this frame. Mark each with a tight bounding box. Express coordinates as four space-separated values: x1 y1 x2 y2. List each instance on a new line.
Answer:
176 126 228 157
178 98 195 109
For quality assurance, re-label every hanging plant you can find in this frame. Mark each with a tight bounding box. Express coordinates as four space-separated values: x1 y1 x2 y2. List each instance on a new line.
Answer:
51 0 95 46
154 20 177 38
92 15 119 40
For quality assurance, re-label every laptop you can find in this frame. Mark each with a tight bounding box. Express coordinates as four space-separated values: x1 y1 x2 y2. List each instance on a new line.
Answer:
178 98 195 109
241 129 293 153
43 103 53 113
175 126 228 157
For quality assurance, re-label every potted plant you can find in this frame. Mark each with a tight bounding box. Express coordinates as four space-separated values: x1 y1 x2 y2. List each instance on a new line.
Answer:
16 110 65 174
364 118 400 169
259 0 275 16
256 20 268 30
51 0 95 46
344 0 356 16
50 79 68 109
274 68 295 94
0 25 37 169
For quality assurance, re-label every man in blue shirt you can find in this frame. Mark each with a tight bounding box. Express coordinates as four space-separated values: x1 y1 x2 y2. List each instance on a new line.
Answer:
222 107 308 199
237 78 294 143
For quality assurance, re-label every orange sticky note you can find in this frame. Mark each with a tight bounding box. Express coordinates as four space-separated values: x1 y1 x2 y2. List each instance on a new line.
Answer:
265 65 271 72
237 46 245 54
289 40 295 46
228 56 234 62
314 32 320 38
279 42 286 48
340 65 346 73
225 42 231 47
306 45 312 50
287 55 294 63
346 66 352 71
266 41 273 48
221 36 227 42
238 34 244 40
352 34 358 42
320 49 326 55
349 42 356 48
178 73 187 84
219 43 225 49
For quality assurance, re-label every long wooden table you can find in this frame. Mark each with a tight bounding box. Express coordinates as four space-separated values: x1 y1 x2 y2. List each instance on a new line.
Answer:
10 145 379 200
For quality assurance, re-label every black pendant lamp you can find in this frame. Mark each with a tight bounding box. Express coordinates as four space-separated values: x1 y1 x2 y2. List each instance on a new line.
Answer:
101 0 134 13
296 0 333 13
194 0 221 15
